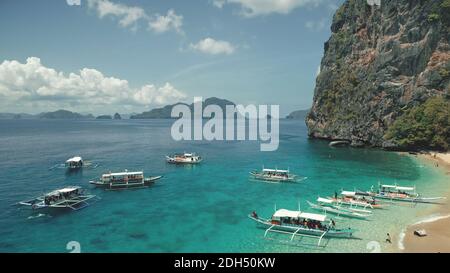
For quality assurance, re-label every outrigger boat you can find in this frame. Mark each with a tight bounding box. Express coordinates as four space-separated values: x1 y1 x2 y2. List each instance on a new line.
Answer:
166 153 202 164
18 186 97 211
250 168 297 182
50 156 99 171
361 183 446 204
65 156 83 169
248 208 355 246
89 170 162 190
329 191 384 210
307 198 371 220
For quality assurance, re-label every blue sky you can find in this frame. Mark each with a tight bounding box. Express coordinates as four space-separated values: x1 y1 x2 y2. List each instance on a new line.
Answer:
0 0 344 115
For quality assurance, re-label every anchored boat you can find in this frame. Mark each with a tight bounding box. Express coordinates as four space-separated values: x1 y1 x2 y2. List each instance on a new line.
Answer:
250 168 297 182
307 198 371 220
166 153 202 164
90 170 162 190
248 208 355 246
329 190 384 209
362 183 446 204
65 156 83 169
18 186 97 211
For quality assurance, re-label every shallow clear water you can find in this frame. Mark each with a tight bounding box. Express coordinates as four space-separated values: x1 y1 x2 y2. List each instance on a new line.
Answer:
0 119 446 253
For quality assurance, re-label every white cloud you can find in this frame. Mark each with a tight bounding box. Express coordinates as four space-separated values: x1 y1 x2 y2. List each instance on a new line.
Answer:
87 0 183 34
66 0 81 6
190 38 236 55
149 9 184 34
88 0 147 29
0 57 186 112
212 0 226 8
305 18 327 31
213 0 324 17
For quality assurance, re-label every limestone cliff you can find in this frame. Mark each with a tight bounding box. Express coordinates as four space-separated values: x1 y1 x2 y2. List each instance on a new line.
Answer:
306 0 450 149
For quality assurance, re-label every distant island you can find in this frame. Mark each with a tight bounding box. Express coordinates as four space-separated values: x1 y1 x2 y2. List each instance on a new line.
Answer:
96 115 112 120
39 110 94 119
0 113 36 119
286 109 310 120
130 97 236 119
0 110 126 120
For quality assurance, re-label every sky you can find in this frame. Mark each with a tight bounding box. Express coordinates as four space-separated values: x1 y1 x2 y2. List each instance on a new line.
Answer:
0 0 344 116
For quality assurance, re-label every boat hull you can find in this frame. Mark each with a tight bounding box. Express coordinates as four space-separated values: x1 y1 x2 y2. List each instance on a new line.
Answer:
329 198 383 209
166 157 202 164
249 215 354 238
307 201 370 220
367 193 445 204
250 172 296 182
90 176 162 190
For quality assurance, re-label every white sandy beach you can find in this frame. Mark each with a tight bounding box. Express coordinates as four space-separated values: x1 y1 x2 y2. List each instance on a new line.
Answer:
400 152 450 253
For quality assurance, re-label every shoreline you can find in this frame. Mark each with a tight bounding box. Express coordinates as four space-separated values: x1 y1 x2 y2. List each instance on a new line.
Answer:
399 152 450 253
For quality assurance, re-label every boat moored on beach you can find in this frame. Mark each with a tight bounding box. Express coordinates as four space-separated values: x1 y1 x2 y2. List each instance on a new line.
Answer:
307 198 371 220
89 170 162 190
329 190 384 209
361 183 446 204
250 168 298 182
18 186 97 211
166 153 202 164
248 208 355 246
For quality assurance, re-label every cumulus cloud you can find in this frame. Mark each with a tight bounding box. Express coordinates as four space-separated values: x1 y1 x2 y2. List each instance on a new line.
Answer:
87 0 183 34
149 9 184 34
212 0 324 17
190 38 236 55
0 57 186 112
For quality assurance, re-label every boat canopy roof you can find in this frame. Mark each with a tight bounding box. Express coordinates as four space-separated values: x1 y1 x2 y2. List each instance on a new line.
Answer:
381 184 397 188
341 191 356 196
66 156 82 163
262 168 288 173
317 197 333 204
395 186 415 191
299 212 327 222
273 209 300 218
174 153 195 156
103 171 143 177
380 184 415 191
47 186 81 196
273 209 327 222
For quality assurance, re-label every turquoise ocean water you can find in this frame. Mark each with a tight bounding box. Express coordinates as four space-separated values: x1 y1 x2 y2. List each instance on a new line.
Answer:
0 119 447 253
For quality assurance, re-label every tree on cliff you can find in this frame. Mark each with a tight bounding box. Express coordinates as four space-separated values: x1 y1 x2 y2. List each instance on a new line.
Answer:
384 96 449 151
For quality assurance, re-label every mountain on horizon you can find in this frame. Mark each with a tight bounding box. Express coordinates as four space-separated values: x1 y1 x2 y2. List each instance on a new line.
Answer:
130 97 237 119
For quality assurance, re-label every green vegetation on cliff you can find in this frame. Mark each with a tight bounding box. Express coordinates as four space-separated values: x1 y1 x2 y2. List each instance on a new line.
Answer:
384 97 450 151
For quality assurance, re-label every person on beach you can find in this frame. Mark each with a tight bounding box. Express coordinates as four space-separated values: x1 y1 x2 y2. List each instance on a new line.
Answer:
386 233 392 244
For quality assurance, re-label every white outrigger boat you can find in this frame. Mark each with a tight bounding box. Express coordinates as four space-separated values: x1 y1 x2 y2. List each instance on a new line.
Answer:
89 170 162 190
250 168 297 182
248 208 355 246
50 156 98 171
361 183 446 204
329 191 384 210
307 198 371 220
166 153 202 164
65 156 83 169
18 186 97 211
